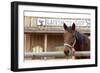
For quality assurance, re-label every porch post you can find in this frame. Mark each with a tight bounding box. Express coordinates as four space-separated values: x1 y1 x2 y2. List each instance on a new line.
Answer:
44 34 47 59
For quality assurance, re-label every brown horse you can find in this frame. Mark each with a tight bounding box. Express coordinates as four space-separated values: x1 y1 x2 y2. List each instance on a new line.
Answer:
63 23 90 59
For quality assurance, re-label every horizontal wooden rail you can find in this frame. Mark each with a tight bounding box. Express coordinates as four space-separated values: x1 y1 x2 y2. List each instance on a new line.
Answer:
24 51 90 58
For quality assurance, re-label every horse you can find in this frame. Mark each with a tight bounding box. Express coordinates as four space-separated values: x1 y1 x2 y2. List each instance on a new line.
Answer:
63 23 90 59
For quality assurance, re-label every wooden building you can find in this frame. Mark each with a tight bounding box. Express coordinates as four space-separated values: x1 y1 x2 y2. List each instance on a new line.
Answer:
24 16 90 60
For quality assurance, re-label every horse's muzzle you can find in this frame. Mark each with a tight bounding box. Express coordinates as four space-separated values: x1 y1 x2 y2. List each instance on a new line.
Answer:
64 47 75 57
64 48 71 56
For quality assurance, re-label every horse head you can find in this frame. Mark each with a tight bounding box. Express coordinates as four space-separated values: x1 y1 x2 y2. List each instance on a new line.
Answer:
63 23 76 56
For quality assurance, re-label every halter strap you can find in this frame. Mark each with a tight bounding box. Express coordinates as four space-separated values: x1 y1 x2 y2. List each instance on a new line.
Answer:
64 39 76 48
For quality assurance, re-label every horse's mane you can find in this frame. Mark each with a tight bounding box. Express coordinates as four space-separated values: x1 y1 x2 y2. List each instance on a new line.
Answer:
75 31 85 44
75 31 90 54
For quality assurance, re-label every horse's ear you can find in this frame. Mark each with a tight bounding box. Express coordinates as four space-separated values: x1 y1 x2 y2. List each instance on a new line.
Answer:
72 23 75 31
63 23 68 30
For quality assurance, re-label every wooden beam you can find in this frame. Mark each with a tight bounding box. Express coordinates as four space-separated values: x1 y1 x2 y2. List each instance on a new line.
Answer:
44 34 47 52
24 51 90 58
44 34 48 59
24 27 90 34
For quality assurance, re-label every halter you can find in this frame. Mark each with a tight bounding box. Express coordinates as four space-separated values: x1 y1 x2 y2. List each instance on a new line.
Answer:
64 39 76 48
64 39 76 57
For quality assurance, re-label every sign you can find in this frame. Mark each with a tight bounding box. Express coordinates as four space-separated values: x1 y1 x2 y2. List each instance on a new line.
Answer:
37 18 90 26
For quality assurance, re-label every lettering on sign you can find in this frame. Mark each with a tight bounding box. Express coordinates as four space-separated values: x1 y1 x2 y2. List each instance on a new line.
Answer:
37 18 91 26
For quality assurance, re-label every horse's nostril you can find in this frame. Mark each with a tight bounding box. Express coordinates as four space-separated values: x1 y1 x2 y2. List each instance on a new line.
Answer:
67 50 69 53
64 49 70 56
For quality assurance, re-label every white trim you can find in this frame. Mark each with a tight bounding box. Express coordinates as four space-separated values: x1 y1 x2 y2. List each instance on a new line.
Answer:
18 5 95 69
